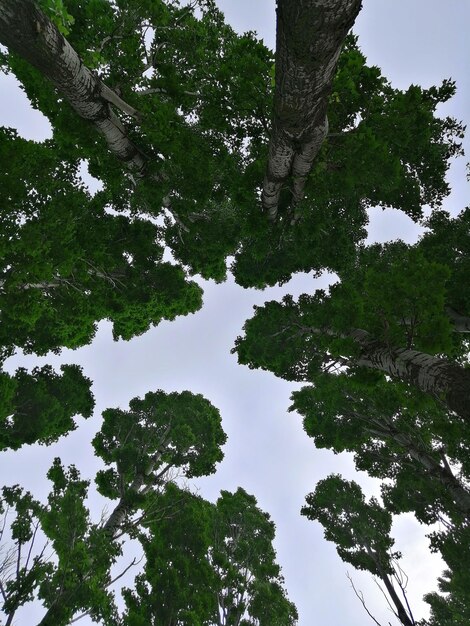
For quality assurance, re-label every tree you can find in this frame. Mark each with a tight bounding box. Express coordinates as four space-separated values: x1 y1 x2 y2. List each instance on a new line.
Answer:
233 238 470 419
0 3 462 289
291 373 470 523
0 391 298 626
0 388 228 625
302 475 417 626
262 0 362 219
93 389 227 539
123 486 298 626
0 364 94 451
0 0 273 285
0 128 203 355
232 44 463 287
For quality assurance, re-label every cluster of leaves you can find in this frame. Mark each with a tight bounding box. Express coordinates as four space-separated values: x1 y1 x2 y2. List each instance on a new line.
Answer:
123 485 297 626
234 211 470 623
0 364 94 451
0 391 296 625
0 0 469 624
0 128 202 355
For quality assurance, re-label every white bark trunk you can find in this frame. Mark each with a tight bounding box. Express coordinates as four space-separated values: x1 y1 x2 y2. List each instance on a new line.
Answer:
349 328 470 420
0 0 147 174
297 323 470 419
262 0 362 219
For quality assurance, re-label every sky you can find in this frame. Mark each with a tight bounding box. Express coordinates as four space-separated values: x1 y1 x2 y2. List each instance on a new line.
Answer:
1 1 470 625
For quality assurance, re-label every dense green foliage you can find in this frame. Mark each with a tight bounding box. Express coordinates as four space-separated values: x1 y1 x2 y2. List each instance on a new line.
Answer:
0 0 469 624
0 364 94 450
0 409 296 625
123 485 297 625
235 223 470 622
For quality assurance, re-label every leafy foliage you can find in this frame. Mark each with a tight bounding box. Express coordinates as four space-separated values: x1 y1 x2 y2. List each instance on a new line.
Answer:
123 485 297 626
0 364 94 450
0 128 202 354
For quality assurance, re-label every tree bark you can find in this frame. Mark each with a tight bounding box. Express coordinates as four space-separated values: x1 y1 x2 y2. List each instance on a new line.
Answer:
366 423 470 517
0 0 147 175
446 306 470 333
348 328 470 421
262 0 362 219
298 323 470 419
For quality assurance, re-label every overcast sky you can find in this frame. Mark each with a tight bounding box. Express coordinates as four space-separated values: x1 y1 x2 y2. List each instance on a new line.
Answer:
1 1 469 625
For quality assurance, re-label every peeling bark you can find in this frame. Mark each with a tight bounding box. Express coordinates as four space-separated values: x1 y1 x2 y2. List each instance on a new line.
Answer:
262 0 362 219
0 0 147 174
347 329 470 420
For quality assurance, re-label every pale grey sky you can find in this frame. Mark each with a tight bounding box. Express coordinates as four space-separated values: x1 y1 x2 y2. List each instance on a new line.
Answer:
1 2 469 625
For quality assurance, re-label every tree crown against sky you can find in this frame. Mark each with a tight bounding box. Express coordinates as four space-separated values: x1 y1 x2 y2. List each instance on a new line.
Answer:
0 0 469 625
2 390 289 626
0 0 465 295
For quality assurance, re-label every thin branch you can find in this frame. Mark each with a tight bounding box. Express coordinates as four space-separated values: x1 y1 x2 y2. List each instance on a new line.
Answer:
24 521 40 573
15 542 21 580
0 506 9 543
392 561 416 626
373 577 399 620
68 555 144 624
347 573 383 626
0 579 7 603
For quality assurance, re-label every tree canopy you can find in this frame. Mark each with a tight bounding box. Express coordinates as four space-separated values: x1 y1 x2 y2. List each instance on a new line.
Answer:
0 0 468 624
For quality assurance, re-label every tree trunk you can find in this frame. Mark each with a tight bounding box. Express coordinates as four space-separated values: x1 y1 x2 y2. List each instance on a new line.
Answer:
349 328 470 421
103 474 147 538
0 0 147 175
406 445 470 518
373 558 415 626
262 0 362 219
367 423 470 517
446 306 470 333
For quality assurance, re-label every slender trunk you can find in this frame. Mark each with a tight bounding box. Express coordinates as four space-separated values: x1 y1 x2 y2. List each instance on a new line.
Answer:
262 0 362 219
5 611 15 626
368 423 470 517
410 450 470 516
103 474 146 538
446 306 470 333
103 431 171 538
374 561 415 626
349 328 470 420
0 0 147 175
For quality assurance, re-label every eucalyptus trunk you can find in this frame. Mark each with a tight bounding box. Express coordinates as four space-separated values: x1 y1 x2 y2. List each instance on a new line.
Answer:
0 0 147 175
262 0 362 219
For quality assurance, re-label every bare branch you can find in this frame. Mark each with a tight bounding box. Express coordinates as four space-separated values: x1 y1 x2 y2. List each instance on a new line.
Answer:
347 573 383 626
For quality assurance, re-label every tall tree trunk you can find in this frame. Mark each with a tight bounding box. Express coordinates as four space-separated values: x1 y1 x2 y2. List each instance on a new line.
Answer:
348 328 470 421
0 0 147 175
297 323 470 419
262 0 362 219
